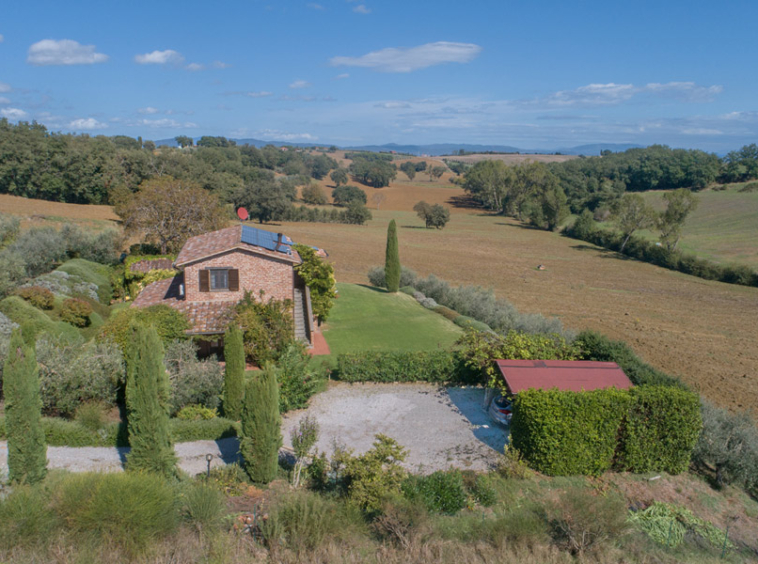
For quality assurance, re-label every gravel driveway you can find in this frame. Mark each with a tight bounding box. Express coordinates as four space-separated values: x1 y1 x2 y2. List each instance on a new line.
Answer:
0 383 508 477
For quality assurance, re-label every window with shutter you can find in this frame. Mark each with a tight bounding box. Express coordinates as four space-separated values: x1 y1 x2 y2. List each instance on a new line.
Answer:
228 269 240 291
199 269 210 292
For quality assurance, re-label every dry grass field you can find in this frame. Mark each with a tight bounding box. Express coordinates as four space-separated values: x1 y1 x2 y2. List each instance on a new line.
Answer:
0 193 120 231
441 153 578 165
3 176 758 414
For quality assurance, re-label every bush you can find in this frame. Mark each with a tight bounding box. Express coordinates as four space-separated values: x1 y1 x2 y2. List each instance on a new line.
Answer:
433 305 459 321
233 291 294 365
36 335 123 417
51 472 178 553
468 474 498 507
617 386 702 474
402 470 467 515
335 351 465 384
738 181 758 192
576 330 685 388
176 404 218 420
99 304 191 351
56 258 115 303
262 490 341 552
301 183 328 205
511 388 632 476
0 296 80 342
373 496 430 548
496 445 534 480
163 339 223 414
181 482 225 532
170 417 238 442
0 483 55 549
693 402 758 492
453 315 492 332
15 286 55 309
277 343 326 413
366 265 418 289
240 364 281 483
222 324 245 420
60 298 92 327
74 401 110 432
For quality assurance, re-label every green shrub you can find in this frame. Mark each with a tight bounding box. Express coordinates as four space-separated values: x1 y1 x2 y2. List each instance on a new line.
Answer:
0 484 56 549
222 324 245 420
176 404 218 420
402 470 467 515
576 330 685 388
262 490 343 552
385 220 401 293
56 258 114 303
240 364 281 483
51 472 178 553
181 482 225 532
738 181 758 192
511 388 631 476
74 401 110 431
433 305 460 321
333 434 408 512
617 386 702 474
59 298 93 327
15 286 55 309
277 343 326 413
36 335 123 417
399 285 415 296
163 339 223 414
99 304 191 351
0 296 80 342
453 315 492 332
367 265 418 289
335 350 465 384
170 417 238 442
233 291 294 365
373 495 430 547
468 474 498 507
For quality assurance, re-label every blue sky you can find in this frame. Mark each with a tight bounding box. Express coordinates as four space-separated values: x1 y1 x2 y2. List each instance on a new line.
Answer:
1 0 756 151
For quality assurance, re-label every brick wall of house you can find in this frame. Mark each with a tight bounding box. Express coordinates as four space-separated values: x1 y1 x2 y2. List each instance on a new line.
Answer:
184 249 294 303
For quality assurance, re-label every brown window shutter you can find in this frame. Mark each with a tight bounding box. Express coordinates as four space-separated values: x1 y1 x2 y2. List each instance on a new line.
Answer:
199 269 210 292
228 269 239 292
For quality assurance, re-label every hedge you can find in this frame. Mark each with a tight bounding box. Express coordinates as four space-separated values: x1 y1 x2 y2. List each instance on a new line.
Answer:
453 315 492 333
511 386 702 476
335 351 469 384
617 386 702 474
0 415 238 447
511 388 631 476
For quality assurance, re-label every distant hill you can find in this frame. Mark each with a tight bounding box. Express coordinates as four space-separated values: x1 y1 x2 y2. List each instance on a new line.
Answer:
154 138 644 156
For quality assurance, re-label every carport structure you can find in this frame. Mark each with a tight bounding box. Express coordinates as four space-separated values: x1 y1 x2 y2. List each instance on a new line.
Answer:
494 359 633 394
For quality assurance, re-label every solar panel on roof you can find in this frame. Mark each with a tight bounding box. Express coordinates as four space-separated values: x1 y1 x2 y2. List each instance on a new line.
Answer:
240 225 293 254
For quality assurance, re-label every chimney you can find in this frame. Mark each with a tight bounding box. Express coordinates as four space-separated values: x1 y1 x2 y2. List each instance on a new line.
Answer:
275 232 283 252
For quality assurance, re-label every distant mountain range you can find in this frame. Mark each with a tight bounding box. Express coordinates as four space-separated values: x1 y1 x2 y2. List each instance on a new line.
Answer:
154 138 643 157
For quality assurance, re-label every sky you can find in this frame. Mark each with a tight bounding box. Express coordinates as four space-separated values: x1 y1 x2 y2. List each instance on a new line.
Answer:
1 0 757 152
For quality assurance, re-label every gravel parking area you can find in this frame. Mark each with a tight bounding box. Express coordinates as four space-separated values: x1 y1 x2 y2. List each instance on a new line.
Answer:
282 382 508 473
0 383 507 476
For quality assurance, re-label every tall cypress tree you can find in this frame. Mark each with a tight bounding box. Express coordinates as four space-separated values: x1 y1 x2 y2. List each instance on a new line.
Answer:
384 219 401 293
240 363 282 483
223 324 246 421
125 323 177 477
4 329 47 484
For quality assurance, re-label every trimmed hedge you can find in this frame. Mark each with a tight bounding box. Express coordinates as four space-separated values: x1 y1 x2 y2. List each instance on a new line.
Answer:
453 315 492 333
433 305 460 321
511 386 702 476
0 415 238 447
617 386 702 474
335 351 468 384
511 388 631 476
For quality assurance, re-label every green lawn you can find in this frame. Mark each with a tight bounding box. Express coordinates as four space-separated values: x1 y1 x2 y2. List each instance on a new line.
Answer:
322 283 463 356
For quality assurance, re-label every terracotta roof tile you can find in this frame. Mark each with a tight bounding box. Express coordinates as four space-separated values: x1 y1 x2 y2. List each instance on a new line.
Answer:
175 225 301 267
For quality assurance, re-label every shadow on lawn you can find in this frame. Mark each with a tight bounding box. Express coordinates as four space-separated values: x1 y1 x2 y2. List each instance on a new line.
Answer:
445 388 509 454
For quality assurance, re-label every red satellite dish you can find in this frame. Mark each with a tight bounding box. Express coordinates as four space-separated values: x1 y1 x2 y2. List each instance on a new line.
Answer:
237 207 249 221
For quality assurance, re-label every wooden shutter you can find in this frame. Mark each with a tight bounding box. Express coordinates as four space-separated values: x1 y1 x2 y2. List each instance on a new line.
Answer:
228 269 240 292
199 269 210 292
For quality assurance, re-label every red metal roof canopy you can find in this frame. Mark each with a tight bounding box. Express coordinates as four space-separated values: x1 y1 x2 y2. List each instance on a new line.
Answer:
494 359 633 394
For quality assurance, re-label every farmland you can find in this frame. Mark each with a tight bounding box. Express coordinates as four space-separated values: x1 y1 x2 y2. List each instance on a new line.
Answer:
2 175 758 413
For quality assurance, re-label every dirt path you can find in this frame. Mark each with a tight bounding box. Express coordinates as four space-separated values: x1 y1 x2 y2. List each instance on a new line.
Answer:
0 384 507 477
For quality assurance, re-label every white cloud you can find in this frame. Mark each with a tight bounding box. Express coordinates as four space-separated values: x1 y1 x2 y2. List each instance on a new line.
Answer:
643 82 723 102
27 39 108 66
330 41 482 73
533 81 724 108
335 73 350 79
0 34 4 43
134 49 184 65
307 3 325 9
1 107 28 119
353 4 370 13
0 97 9 104
212 61 231 69
246 91 273 98
68 117 107 130
136 118 197 128
138 107 160 114
256 129 317 141
680 128 723 136
289 79 312 89
0 82 10 92
186 62 204 71
375 101 411 109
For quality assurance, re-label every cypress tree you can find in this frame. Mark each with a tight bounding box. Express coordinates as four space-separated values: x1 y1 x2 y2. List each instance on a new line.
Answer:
4 329 47 484
125 323 177 477
240 363 282 483
384 219 401 292
223 324 246 421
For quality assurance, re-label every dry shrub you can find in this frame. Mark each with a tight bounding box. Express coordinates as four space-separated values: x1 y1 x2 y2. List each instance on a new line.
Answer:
497 445 534 480
373 496 430 549
547 487 629 555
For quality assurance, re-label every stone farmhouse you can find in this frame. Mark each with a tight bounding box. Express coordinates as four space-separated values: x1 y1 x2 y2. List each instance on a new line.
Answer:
132 225 320 356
